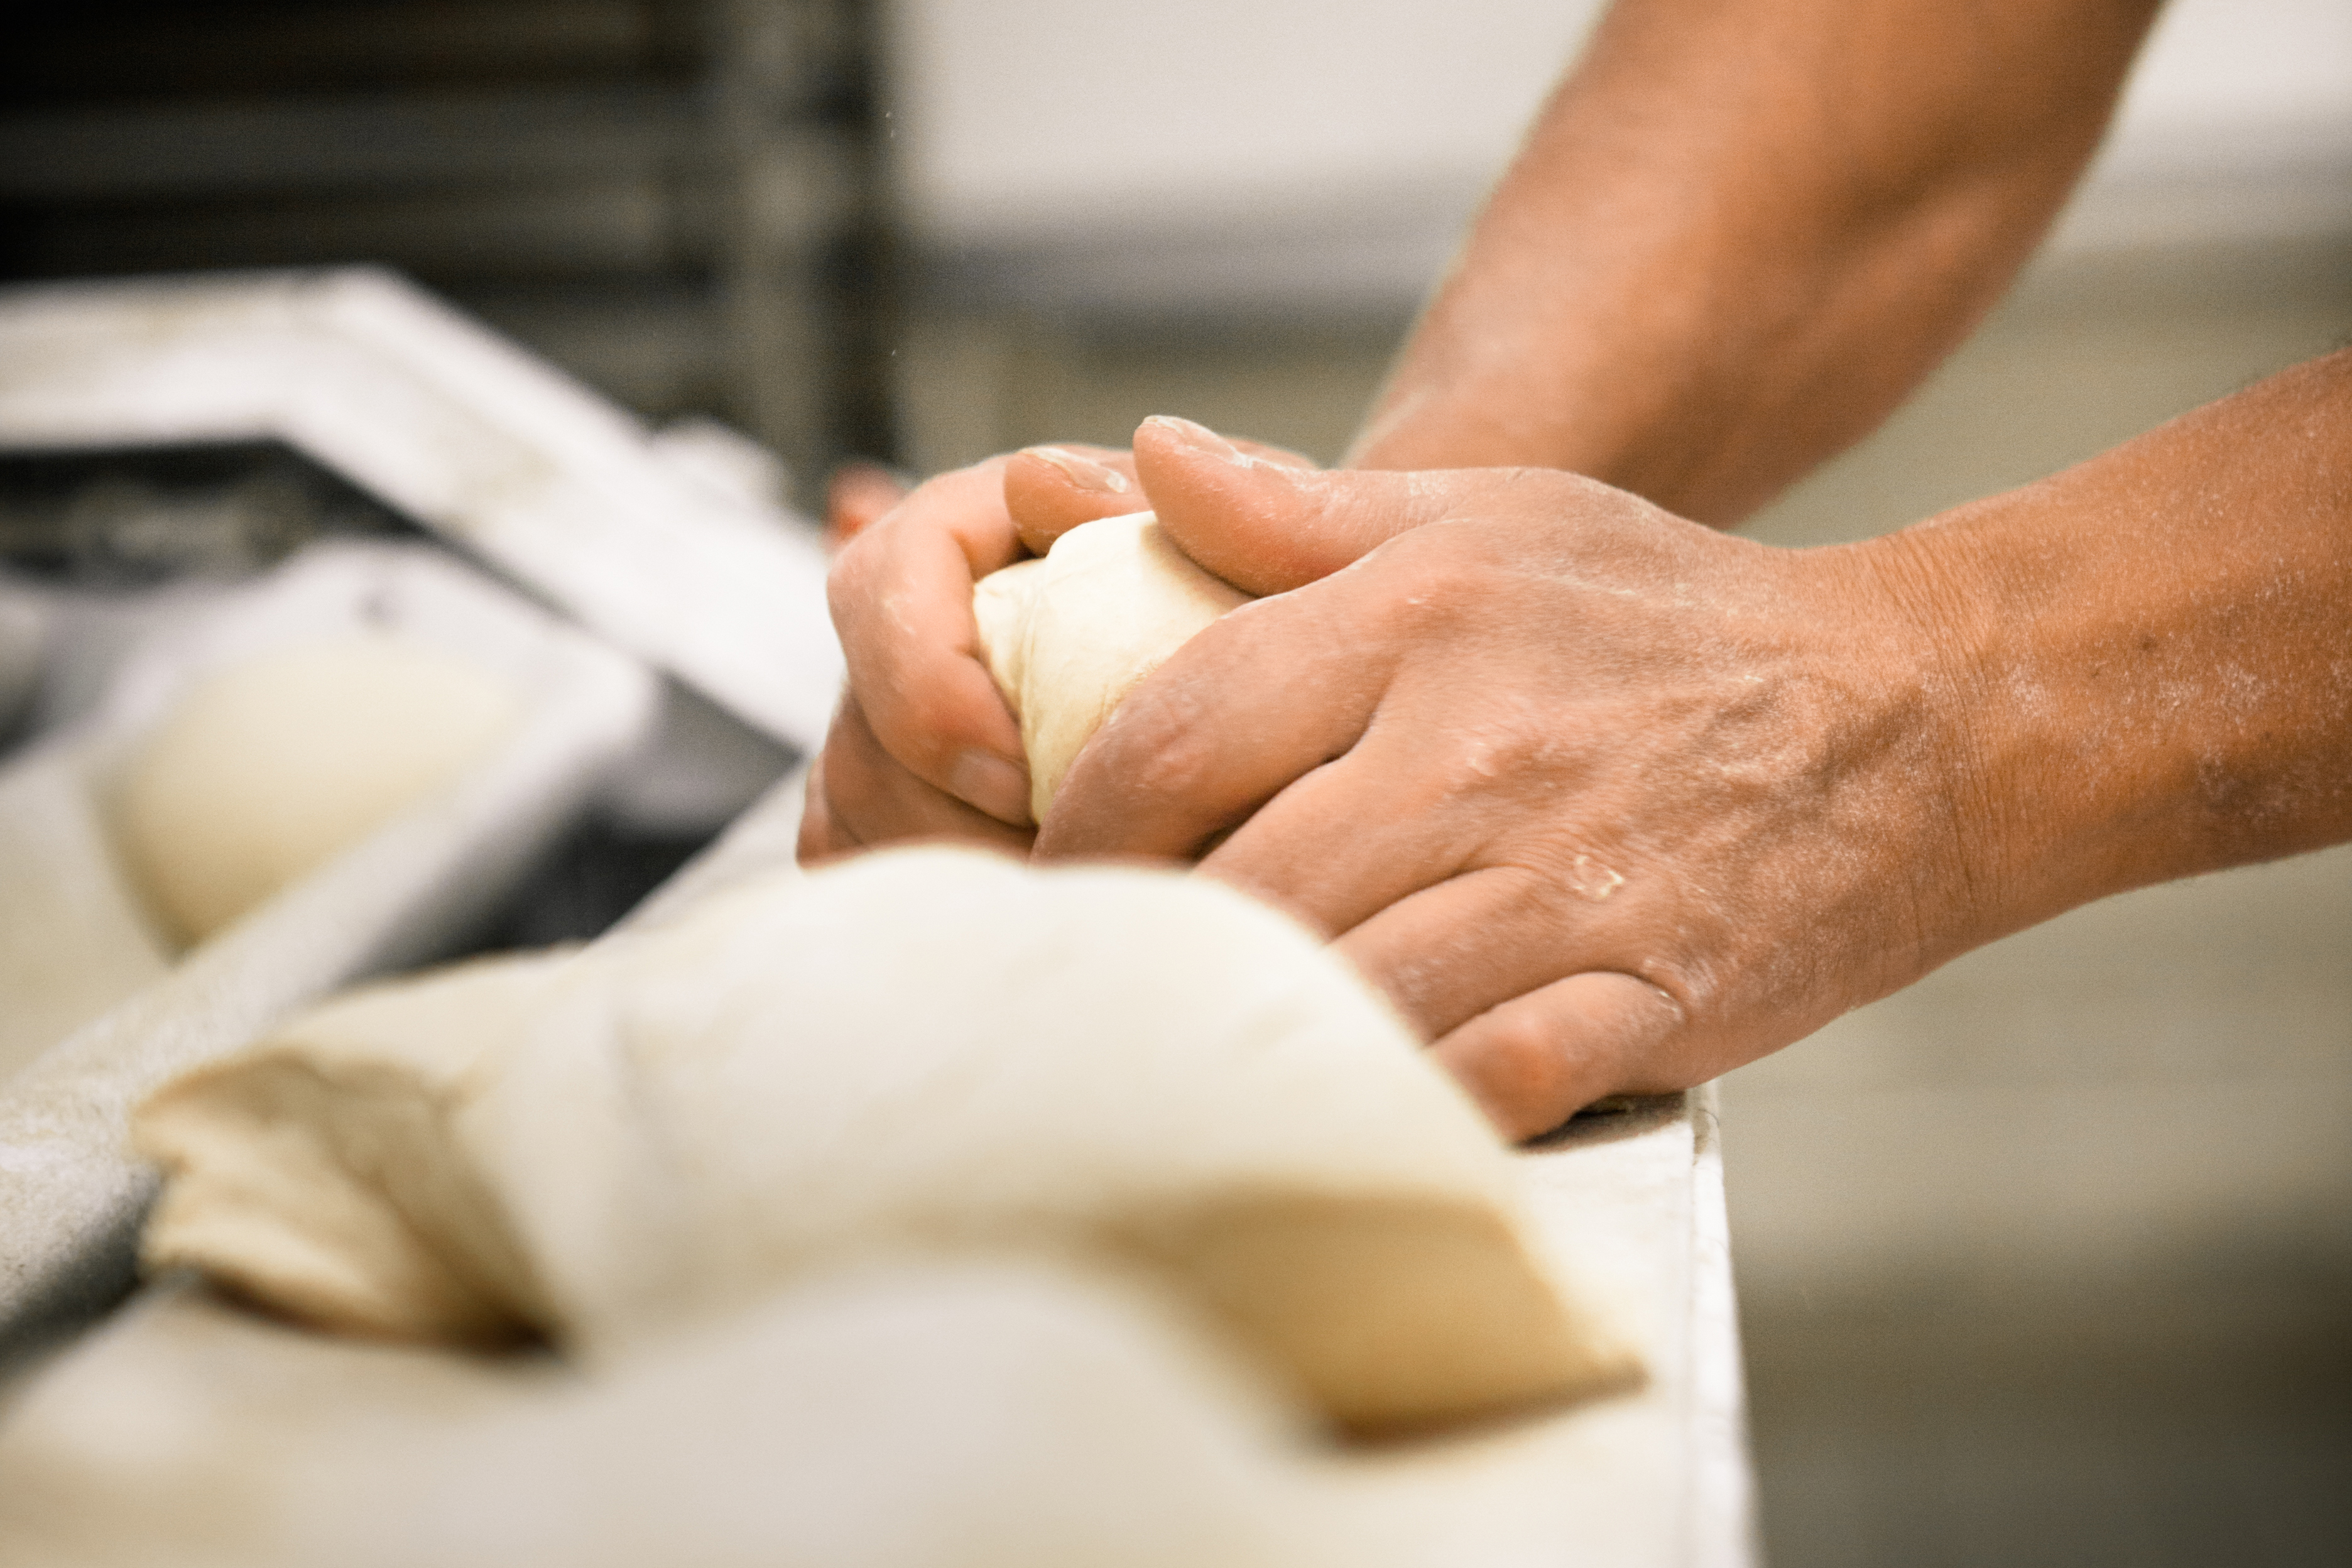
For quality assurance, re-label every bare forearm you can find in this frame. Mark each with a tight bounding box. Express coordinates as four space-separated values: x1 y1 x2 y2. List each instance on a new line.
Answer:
1883 349 2352 949
1352 0 2162 526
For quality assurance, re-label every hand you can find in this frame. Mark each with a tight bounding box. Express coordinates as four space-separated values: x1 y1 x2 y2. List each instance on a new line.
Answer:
801 445 1142 861
802 432 1316 863
821 460 913 551
1037 418 1989 1138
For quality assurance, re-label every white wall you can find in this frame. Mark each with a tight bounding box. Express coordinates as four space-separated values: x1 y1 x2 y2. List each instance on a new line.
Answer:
886 0 2352 310
887 0 1601 246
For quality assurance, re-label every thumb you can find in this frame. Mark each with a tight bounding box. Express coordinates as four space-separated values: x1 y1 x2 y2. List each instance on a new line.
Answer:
1132 415 1452 596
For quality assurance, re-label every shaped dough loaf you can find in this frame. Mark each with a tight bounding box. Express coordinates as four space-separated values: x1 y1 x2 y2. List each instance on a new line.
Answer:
114 634 519 946
137 847 1638 1434
973 512 1250 820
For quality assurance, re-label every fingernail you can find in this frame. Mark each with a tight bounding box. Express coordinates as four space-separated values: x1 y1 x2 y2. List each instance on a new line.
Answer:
951 748 1032 824
1143 415 1253 467
1026 446 1131 494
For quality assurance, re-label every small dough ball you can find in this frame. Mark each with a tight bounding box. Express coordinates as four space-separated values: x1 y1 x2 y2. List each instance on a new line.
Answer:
114 634 520 946
973 513 1250 820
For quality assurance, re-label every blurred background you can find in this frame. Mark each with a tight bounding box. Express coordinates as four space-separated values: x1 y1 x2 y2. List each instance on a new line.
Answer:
3 1 2348 1562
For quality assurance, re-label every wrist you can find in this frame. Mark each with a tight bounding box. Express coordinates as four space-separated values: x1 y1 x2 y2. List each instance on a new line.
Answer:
1839 487 2191 972
1854 489 2250 957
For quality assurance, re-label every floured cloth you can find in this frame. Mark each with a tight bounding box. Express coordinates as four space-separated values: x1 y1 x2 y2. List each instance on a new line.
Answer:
0 1261 1425 1568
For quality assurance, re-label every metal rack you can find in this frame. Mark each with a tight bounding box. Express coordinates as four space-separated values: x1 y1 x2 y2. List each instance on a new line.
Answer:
0 0 891 503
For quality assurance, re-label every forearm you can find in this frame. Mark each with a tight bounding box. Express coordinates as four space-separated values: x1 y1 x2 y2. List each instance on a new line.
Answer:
1880 349 2352 952
1351 0 2162 526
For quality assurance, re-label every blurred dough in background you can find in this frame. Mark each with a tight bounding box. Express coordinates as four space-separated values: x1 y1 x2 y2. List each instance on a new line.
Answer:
112 633 519 946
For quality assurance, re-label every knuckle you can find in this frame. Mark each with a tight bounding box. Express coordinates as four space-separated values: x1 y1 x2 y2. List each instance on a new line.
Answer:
1479 1009 1569 1092
1457 1011 1577 1134
1369 565 1464 639
1420 710 1557 807
891 680 967 753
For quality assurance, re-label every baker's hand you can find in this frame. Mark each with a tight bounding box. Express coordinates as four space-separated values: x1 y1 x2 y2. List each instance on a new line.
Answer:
1039 417 1990 1138
802 445 1144 861
802 433 1316 863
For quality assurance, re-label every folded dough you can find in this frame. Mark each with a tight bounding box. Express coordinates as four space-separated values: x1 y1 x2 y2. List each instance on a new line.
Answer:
138 847 1638 1434
113 633 519 946
136 948 577 1344
972 511 1250 820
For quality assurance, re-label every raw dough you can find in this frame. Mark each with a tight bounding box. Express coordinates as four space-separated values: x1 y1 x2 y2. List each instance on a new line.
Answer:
138 948 577 1344
973 512 1250 820
113 633 519 946
136 846 1638 1434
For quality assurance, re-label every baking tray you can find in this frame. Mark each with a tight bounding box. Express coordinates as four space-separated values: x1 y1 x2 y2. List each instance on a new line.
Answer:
0 268 839 751
0 540 656 1353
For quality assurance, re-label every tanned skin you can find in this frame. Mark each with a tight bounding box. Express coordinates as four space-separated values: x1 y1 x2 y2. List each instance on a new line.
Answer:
805 0 2351 1137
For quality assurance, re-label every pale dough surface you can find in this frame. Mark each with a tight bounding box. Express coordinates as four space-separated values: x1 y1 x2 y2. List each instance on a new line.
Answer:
136 948 577 1344
0 1262 1417 1568
114 633 518 946
135 846 1638 1434
972 512 1250 820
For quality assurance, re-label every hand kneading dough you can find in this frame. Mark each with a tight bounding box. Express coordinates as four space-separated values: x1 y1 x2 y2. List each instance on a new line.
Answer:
973 511 1250 819
114 633 520 945
136 847 1638 1434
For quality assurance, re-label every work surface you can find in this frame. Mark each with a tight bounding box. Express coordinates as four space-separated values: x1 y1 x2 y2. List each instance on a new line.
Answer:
0 1089 1750 1566
0 774 1755 1564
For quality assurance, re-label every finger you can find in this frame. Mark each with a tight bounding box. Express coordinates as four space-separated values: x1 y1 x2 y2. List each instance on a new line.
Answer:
1326 863 1626 1040
796 753 859 864
1004 445 1145 555
1033 584 1395 861
1005 438 1320 560
1226 437 1319 471
825 461 912 551
1187 731 1476 940
827 459 1033 824
1432 972 1685 1142
819 692 1035 856
1131 415 1464 594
